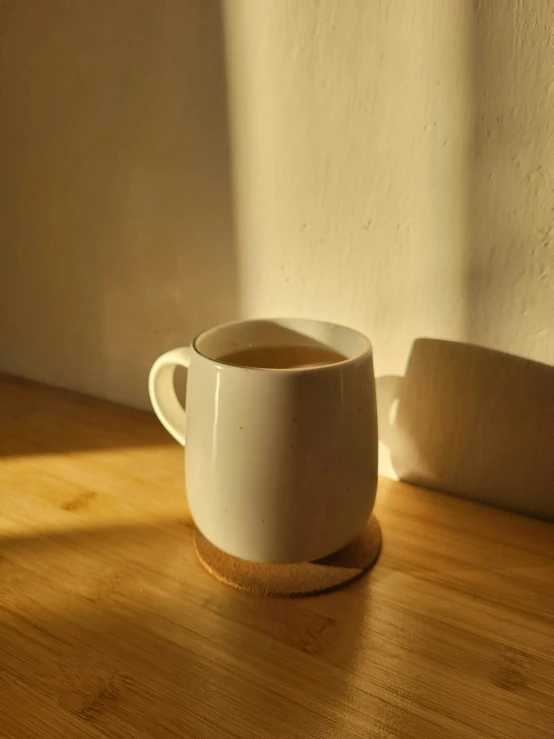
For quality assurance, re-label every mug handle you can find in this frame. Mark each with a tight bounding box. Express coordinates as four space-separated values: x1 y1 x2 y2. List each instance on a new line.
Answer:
148 347 191 446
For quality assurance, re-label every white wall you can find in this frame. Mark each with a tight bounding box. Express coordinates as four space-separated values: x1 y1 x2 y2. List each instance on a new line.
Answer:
224 0 473 371
224 0 553 365
1 1 553 515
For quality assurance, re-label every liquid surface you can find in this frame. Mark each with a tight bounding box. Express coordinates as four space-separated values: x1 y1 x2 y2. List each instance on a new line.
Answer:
218 344 347 369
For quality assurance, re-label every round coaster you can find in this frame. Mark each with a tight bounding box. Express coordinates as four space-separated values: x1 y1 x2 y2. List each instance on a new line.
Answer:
194 515 382 597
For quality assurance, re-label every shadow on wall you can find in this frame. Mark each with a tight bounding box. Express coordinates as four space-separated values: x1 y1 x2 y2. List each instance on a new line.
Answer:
377 339 554 521
0 1 239 409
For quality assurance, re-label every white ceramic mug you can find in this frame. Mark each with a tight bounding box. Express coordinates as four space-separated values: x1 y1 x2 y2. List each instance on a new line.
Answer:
149 318 378 563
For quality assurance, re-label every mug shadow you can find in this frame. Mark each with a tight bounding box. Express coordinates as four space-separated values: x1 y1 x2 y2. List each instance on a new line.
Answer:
0 521 373 738
376 338 554 520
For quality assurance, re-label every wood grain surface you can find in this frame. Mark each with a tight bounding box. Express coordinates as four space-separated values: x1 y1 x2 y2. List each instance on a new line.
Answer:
1 374 553 739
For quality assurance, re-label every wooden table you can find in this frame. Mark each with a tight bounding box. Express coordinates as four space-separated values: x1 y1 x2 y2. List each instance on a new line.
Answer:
1 374 553 739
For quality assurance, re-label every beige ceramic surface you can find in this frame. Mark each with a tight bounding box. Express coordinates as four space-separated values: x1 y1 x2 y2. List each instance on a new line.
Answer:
149 319 378 564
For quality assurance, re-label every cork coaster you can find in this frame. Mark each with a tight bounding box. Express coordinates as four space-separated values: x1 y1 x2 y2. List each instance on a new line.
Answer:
194 515 381 597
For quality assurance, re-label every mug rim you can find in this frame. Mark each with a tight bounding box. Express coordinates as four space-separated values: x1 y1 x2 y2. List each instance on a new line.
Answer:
192 317 372 373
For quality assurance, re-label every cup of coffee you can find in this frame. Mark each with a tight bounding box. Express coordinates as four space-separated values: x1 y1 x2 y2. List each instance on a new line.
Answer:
149 318 378 563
